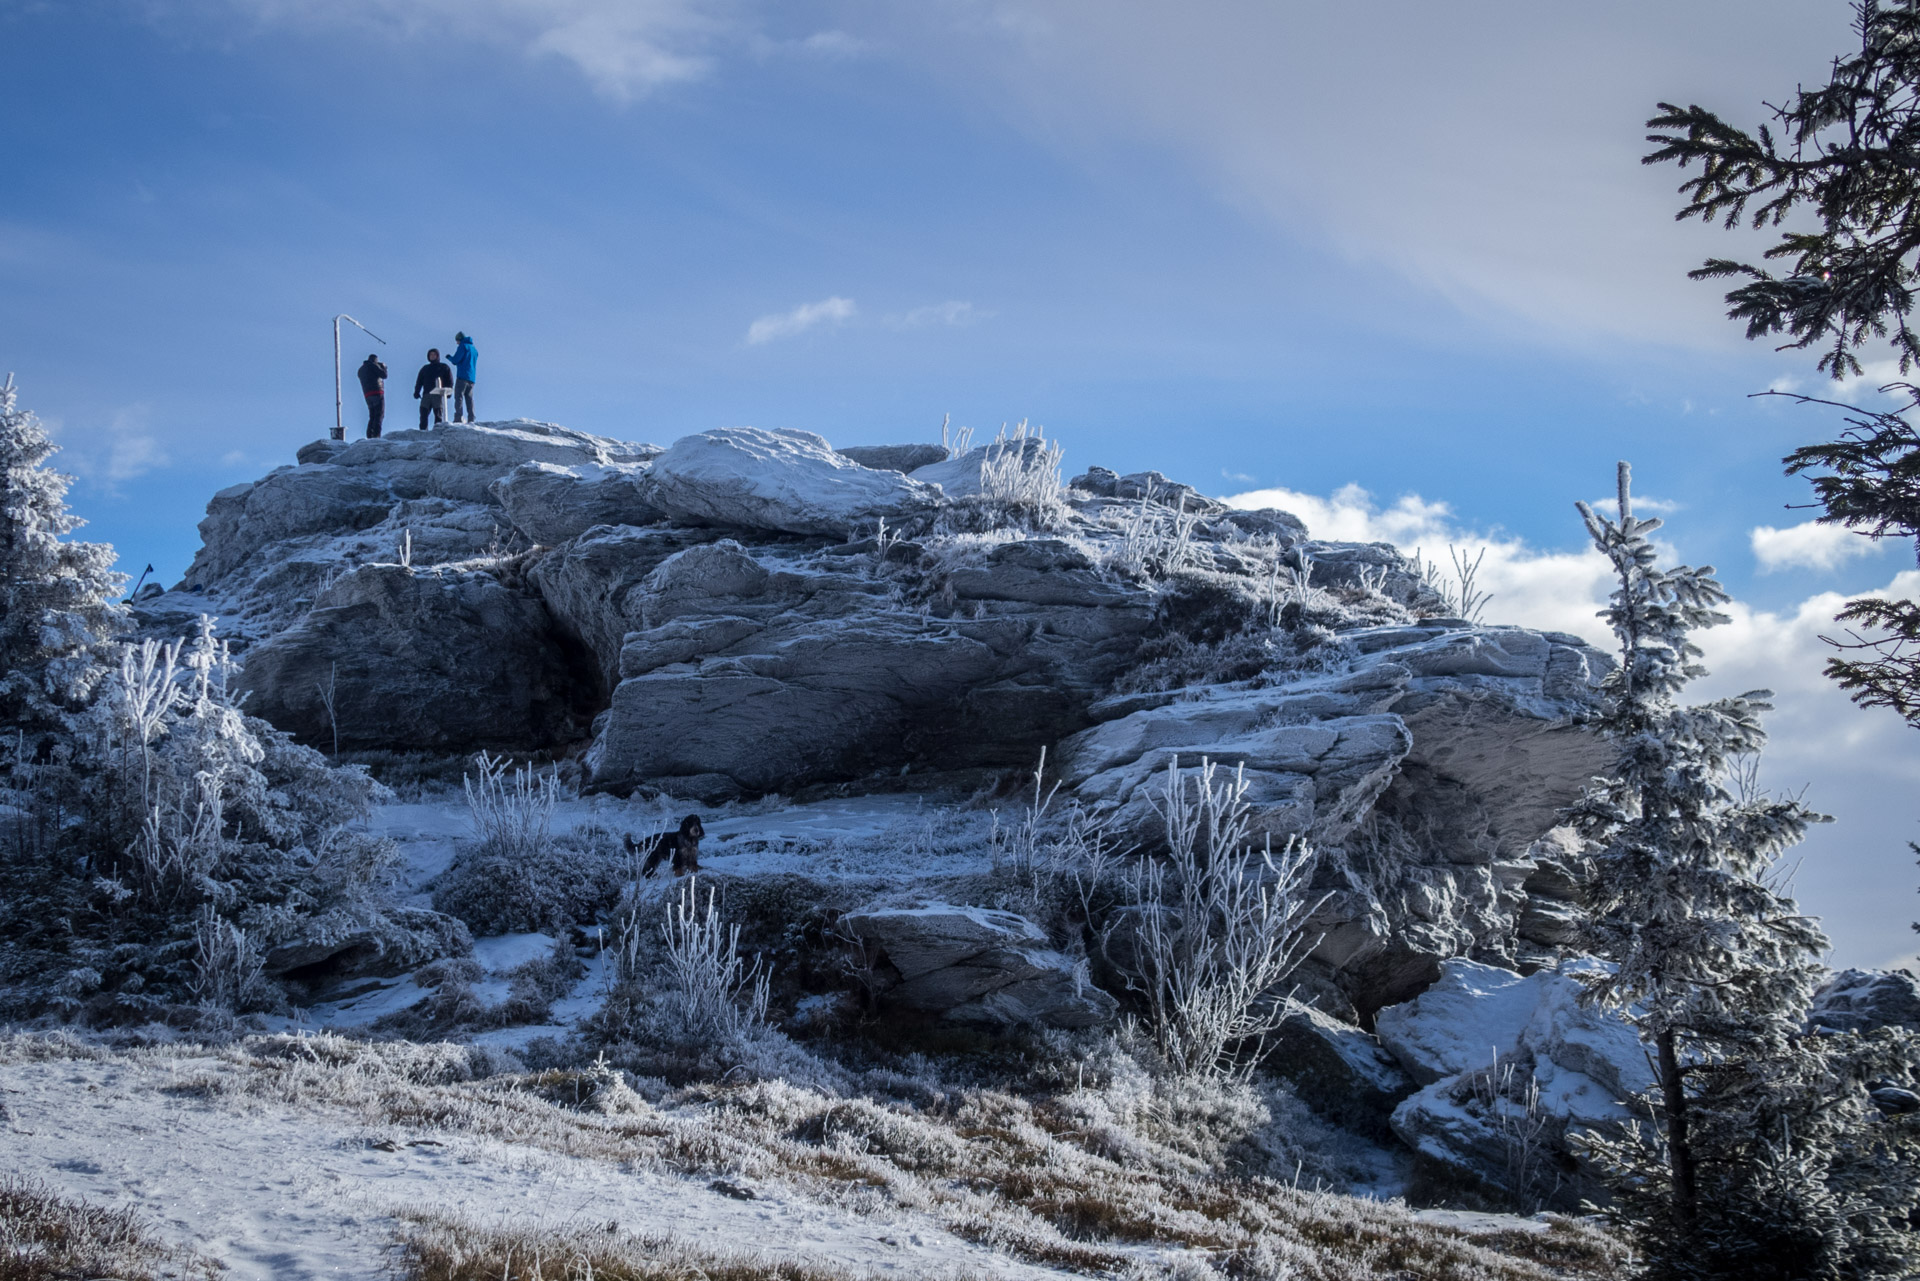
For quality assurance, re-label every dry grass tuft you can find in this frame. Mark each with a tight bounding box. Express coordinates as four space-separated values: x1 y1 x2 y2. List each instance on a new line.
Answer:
0 1176 221 1281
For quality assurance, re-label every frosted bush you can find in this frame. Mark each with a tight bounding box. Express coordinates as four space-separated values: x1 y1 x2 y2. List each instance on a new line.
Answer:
1102 758 1326 1078
433 830 621 936
661 876 771 1041
463 751 557 861
1102 481 1207 579
978 422 1066 509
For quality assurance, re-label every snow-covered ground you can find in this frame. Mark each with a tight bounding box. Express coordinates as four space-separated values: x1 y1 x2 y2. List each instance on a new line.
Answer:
281 789 1007 1038
2 1047 1080 1280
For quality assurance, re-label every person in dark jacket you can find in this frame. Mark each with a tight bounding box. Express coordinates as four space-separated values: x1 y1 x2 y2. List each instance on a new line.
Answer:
414 349 454 430
356 354 388 438
449 332 478 423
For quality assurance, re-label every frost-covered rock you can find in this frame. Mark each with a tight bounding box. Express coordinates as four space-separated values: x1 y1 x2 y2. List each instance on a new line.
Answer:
1810 968 1920 1034
583 535 1153 796
839 903 1117 1029
1374 958 1652 1207
642 427 941 537
490 460 662 544
1059 678 1414 846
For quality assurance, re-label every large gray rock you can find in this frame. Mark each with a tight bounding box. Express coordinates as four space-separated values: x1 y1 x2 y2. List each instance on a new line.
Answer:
1374 958 1651 1209
839 904 1117 1029
584 535 1154 795
1058 676 1415 847
490 460 662 544
643 427 941 537
1810 968 1920 1034
235 562 591 752
172 422 659 644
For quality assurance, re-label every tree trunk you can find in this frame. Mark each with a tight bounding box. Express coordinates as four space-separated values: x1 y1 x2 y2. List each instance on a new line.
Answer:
1658 1026 1697 1231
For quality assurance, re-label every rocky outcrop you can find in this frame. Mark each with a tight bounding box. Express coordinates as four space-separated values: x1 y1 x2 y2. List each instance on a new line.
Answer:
1373 959 1651 1208
1810 968 1920 1034
147 417 1615 1028
839 903 1117 1029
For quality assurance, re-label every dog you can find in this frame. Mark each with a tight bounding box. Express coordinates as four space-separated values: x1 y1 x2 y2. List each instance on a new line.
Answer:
627 815 705 879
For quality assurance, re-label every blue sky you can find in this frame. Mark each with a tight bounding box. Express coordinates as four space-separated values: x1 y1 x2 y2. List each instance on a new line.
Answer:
4 0 1917 966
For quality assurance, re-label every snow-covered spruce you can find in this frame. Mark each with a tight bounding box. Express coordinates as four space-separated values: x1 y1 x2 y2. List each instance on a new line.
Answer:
1569 462 1920 1277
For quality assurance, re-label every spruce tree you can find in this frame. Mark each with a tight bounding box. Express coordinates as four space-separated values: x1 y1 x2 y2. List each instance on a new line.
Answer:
0 374 124 753
1572 462 1920 1278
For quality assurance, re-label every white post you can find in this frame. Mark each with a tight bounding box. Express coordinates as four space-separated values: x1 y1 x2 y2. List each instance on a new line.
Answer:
333 314 387 442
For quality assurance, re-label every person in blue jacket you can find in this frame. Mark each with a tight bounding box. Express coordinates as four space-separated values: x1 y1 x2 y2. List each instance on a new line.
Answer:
449 332 478 423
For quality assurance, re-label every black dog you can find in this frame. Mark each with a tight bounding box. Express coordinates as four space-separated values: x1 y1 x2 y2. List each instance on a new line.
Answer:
627 815 704 879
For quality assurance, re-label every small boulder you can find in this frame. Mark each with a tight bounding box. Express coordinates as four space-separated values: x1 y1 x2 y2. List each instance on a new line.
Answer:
644 427 941 537
835 443 951 474
839 903 1117 1030
1268 1001 1415 1140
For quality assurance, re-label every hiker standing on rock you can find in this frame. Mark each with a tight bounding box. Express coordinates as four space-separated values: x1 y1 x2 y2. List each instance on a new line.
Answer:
414 348 454 430
449 332 478 424
356 353 387 438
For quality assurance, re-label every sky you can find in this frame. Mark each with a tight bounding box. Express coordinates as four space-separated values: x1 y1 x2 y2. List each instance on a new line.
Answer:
3 0 1917 968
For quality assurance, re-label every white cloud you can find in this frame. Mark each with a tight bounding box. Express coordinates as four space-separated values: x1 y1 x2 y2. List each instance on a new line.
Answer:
745 295 856 345
871 1 1852 350
46 406 170 493
208 0 729 100
1227 481 1616 641
886 300 988 329
1752 520 1886 573
1227 479 1920 967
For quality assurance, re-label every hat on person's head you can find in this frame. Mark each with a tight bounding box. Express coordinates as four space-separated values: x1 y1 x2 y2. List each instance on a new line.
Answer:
456 332 469 342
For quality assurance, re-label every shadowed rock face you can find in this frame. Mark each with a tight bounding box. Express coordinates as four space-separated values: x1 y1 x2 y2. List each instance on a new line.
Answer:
148 418 1616 1016
235 562 596 753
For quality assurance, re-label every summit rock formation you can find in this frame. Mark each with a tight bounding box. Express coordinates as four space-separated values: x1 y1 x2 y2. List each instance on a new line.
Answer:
140 419 1613 1020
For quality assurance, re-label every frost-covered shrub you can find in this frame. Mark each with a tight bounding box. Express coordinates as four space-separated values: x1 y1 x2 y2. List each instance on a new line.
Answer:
1100 759 1325 1079
463 752 556 862
433 829 621 936
0 391 448 1021
2 609 450 1022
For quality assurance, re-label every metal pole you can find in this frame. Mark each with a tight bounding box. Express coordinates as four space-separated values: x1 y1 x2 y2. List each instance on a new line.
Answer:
333 314 387 442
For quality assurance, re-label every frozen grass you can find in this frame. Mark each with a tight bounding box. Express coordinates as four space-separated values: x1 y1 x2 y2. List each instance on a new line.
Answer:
0 1175 220 1281
396 1214 991 1281
0 1028 1628 1281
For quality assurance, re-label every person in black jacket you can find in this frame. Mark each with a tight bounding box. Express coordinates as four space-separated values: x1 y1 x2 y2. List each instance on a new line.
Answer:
414 349 454 430
356 354 388 438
